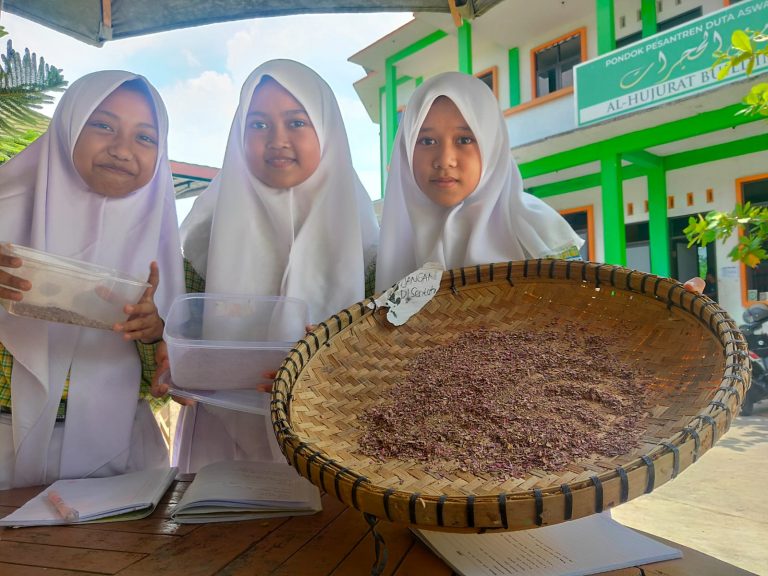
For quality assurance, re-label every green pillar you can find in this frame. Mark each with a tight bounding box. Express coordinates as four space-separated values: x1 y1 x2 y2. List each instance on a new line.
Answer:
647 165 670 277
378 93 386 199
596 0 616 55
601 153 626 265
641 0 658 37
508 47 521 107
384 59 397 166
458 20 473 74
381 30 447 172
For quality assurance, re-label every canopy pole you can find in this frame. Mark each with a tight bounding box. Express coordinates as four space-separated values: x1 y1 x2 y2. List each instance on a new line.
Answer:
448 0 462 28
99 0 113 42
102 0 112 29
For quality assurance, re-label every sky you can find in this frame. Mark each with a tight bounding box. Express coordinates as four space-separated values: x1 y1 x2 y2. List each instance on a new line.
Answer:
1 10 412 219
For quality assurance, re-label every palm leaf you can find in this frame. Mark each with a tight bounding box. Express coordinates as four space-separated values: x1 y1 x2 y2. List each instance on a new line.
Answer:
0 128 43 163
0 38 66 136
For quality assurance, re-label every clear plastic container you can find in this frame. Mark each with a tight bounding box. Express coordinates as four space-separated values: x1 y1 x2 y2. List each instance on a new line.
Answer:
164 293 309 390
158 370 271 415
0 243 149 330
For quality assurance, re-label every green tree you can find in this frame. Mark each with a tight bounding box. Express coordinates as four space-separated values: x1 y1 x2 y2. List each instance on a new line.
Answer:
684 202 768 267
684 29 768 266
0 25 67 162
713 29 768 117
683 30 768 267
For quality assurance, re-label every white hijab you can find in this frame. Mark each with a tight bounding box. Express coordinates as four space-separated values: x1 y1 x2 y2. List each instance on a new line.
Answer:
181 59 379 324
0 71 185 486
376 72 584 292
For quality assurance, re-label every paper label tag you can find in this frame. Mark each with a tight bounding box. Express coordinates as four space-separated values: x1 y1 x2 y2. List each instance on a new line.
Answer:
370 263 443 326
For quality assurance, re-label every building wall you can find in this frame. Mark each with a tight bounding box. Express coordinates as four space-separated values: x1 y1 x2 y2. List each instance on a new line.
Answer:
538 187 605 258
538 150 768 322
507 94 578 148
667 151 768 318
613 0 725 43
364 0 764 325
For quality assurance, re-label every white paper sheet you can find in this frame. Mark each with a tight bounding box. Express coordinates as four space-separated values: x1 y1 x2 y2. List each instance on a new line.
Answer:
413 513 682 576
370 263 443 326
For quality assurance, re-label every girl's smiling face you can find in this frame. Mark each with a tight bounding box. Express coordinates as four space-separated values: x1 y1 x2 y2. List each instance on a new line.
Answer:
73 83 159 198
244 77 321 189
412 96 482 208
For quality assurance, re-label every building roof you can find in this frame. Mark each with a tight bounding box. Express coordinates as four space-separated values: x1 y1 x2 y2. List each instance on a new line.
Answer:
170 160 219 200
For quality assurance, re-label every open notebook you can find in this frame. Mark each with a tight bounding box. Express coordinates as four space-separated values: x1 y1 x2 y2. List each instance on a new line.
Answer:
413 513 682 576
0 466 178 527
171 460 322 524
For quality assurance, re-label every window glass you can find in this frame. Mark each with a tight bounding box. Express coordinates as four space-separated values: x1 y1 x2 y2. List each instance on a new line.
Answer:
559 36 582 63
562 210 590 260
537 68 557 96
626 222 651 273
476 71 495 92
535 34 582 97
561 68 574 89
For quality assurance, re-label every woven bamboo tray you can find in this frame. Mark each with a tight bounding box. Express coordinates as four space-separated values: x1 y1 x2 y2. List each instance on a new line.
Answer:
271 260 750 532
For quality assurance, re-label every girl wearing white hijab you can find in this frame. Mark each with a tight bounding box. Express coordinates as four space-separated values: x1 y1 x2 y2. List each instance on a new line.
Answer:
0 71 185 488
376 72 583 292
173 59 379 472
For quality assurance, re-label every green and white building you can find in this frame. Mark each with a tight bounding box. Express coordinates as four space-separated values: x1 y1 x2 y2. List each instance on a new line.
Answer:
349 0 768 322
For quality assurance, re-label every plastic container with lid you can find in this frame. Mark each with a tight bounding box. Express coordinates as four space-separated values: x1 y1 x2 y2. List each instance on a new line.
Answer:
164 293 309 390
0 243 149 330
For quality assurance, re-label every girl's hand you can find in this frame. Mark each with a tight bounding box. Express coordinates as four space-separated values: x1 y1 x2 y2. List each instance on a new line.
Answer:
150 341 195 406
256 325 317 392
114 261 164 342
257 369 279 393
150 341 171 398
683 277 706 295
0 251 31 301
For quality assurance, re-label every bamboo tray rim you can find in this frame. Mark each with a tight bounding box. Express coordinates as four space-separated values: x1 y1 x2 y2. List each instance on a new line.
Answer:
270 260 750 531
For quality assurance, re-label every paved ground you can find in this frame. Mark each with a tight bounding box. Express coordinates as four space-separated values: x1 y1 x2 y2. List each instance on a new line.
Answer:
612 400 768 576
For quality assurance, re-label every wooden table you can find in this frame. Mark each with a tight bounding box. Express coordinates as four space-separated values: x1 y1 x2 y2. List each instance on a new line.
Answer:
0 480 757 576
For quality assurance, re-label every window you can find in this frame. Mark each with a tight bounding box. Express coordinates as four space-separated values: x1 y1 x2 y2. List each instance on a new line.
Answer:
669 215 717 300
739 176 768 303
474 66 498 99
616 7 702 48
560 206 594 261
533 31 584 97
626 221 651 273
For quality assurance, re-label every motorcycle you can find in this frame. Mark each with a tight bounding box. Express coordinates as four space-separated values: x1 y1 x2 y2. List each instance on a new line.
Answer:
739 303 768 416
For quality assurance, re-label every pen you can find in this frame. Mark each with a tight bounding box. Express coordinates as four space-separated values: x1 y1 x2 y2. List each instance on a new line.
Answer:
46 490 80 522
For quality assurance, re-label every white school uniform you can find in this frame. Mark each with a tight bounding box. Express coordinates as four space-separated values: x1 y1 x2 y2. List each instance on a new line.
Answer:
375 72 584 292
177 59 379 473
0 71 185 488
